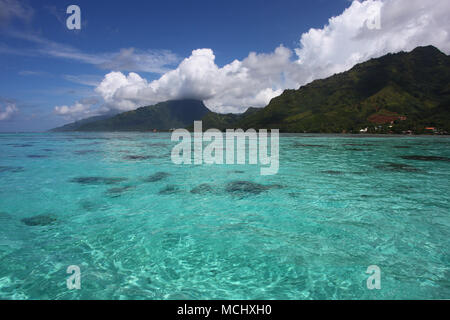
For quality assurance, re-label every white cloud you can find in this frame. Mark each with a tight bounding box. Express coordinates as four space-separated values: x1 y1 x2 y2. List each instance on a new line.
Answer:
95 71 149 111
98 48 179 74
63 74 103 87
0 0 33 26
18 70 47 76
63 0 450 116
3 31 180 74
294 0 450 82
95 47 290 113
41 45 179 74
0 102 18 120
54 98 100 121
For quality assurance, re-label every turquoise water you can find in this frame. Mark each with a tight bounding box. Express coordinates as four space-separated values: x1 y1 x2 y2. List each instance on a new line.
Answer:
0 132 449 300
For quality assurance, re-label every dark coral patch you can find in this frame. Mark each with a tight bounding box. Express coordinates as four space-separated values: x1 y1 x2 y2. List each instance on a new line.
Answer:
321 170 345 175
144 172 170 182
74 150 101 155
0 166 24 173
225 181 270 195
80 200 100 211
106 186 135 197
345 148 365 151
294 143 328 148
158 185 179 195
70 177 127 185
400 155 450 162
190 184 214 194
375 162 421 172
21 214 57 226
351 171 367 175
27 155 48 159
7 144 33 147
124 155 154 160
343 143 374 147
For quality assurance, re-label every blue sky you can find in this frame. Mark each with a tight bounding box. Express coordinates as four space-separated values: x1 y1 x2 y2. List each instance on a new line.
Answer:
0 0 449 132
0 0 350 131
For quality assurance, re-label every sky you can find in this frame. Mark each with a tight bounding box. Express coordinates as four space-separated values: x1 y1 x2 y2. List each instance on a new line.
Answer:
0 0 449 132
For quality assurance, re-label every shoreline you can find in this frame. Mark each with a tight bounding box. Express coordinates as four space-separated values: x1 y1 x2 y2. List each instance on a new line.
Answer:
1 131 450 137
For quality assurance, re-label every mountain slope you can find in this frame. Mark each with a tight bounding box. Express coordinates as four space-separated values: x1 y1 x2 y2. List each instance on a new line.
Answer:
51 46 449 134
237 46 450 133
59 99 210 132
190 107 261 131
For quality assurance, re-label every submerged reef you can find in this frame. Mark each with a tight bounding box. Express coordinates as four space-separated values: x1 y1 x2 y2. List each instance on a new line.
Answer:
158 185 180 195
70 177 128 185
225 181 280 196
144 172 170 182
375 162 421 172
0 166 24 173
27 155 48 159
124 155 154 160
400 155 450 162
106 186 135 197
321 170 345 175
21 214 57 226
190 184 214 194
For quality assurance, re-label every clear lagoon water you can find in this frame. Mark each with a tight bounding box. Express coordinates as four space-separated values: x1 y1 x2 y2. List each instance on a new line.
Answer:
0 132 449 300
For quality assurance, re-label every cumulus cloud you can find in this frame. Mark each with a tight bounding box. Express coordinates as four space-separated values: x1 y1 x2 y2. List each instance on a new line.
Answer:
95 47 291 113
294 0 450 82
0 102 18 120
62 0 450 116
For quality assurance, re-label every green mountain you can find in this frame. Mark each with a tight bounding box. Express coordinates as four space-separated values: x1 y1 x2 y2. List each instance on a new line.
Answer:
234 45 450 133
52 46 449 134
55 99 210 132
188 107 261 131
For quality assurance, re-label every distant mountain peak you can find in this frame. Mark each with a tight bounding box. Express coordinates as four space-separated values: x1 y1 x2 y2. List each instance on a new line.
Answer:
410 45 445 55
51 99 210 132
